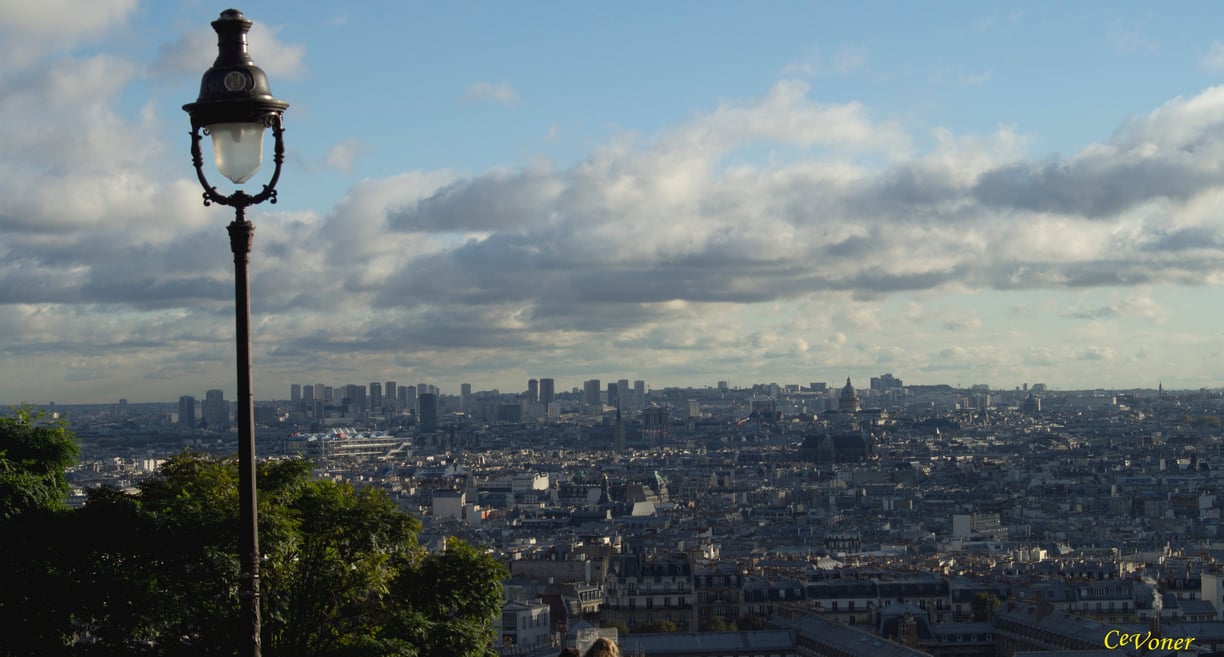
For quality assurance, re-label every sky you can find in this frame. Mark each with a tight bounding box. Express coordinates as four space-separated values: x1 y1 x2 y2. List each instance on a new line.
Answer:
6 1 1224 403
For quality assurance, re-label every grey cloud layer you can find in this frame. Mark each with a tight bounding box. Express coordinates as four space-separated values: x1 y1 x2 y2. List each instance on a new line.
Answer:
6 14 1224 397
16 80 1224 331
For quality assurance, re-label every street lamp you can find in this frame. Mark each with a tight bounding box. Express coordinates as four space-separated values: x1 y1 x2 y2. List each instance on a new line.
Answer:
183 9 288 657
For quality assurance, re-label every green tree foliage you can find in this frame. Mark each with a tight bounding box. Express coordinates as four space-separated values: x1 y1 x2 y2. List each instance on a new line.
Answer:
0 406 79 520
970 592 1001 621
699 616 732 632
0 407 82 656
635 620 677 633
0 449 505 657
605 621 630 636
735 615 769 630
383 538 508 657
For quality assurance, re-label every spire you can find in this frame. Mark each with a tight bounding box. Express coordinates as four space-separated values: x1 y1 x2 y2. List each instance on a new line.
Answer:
613 401 627 452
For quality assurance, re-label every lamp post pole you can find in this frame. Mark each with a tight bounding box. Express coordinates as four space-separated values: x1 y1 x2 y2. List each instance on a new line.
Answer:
229 206 260 657
183 10 288 657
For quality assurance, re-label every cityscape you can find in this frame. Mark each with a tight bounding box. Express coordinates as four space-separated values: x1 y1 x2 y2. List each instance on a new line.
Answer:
11 2 1224 656
28 373 1224 655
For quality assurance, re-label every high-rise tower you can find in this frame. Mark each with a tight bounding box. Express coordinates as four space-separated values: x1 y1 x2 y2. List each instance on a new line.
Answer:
584 379 602 414
385 381 397 413
369 382 383 414
539 378 556 406
202 389 228 429
179 395 197 427
418 393 439 433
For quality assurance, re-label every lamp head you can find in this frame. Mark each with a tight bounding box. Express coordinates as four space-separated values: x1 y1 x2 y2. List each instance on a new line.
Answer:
183 9 288 184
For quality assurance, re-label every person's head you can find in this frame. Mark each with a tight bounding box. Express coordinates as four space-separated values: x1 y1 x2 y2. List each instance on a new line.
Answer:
582 637 620 657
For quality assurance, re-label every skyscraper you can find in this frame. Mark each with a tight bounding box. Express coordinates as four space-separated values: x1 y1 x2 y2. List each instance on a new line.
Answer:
341 384 364 417
527 378 539 403
634 379 646 410
607 382 619 407
290 384 301 405
369 382 383 414
584 379 601 408
203 389 228 429
418 393 438 433
179 395 196 427
539 378 556 406
385 381 397 412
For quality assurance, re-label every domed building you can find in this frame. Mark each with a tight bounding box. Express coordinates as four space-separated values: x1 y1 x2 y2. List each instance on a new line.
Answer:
839 377 860 412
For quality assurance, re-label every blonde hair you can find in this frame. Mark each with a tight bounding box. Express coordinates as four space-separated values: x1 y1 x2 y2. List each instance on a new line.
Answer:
582 637 620 657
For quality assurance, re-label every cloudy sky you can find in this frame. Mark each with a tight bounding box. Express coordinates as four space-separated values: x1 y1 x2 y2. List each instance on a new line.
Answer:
5 1 1224 404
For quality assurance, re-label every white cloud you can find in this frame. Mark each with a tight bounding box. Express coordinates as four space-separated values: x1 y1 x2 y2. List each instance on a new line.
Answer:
931 66 994 86
1062 294 1169 324
324 139 369 174
9 20 1224 399
942 312 983 331
0 0 134 36
1204 42 1224 74
0 0 137 70
1105 21 1158 53
1076 346 1117 362
151 17 307 81
782 46 867 78
462 81 519 104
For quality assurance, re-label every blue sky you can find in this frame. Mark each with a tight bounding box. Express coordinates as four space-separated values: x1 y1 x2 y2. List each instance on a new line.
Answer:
5 1 1224 403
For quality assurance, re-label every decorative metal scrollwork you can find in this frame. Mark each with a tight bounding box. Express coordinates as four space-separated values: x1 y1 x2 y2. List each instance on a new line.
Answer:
188 114 286 217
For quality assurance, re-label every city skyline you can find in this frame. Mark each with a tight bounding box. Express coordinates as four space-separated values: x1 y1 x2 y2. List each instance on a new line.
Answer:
1 372 1171 408
7 2 1224 403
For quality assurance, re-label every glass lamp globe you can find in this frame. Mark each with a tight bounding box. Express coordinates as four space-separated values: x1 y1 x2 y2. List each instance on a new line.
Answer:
209 122 265 184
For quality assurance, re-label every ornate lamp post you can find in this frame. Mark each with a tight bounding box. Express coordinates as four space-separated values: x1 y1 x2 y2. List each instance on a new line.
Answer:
183 9 288 657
